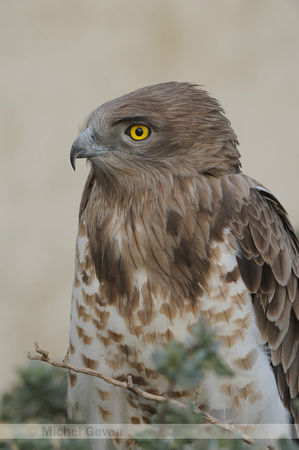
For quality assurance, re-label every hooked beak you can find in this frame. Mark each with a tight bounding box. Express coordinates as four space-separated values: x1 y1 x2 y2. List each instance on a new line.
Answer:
70 128 109 170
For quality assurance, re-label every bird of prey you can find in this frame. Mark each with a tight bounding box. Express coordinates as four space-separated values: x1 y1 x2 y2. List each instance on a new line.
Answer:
68 82 299 449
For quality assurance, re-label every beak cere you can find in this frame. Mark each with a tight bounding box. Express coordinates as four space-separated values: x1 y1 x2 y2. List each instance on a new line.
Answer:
70 128 106 171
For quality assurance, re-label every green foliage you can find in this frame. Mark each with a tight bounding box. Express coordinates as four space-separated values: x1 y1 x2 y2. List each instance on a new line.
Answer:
135 320 241 449
152 401 203 425
1 320 297 449
153 319 232 388
0 362 90 450
277 439 299 450
0 440 87 450
134 435 262 450
1 362 68 424
135 319 297 449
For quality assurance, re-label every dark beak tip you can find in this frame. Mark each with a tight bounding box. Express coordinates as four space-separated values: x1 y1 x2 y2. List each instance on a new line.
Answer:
70 144 78 171
70 154 76 171
71 157 76 171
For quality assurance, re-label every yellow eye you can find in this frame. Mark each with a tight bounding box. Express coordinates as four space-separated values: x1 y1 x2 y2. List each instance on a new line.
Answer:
129 125 149 141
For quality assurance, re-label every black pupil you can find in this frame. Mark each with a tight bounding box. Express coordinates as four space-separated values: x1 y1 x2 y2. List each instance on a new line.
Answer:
135 127 144 137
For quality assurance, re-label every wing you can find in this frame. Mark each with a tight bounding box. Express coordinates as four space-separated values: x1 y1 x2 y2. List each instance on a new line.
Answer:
230 179 299 433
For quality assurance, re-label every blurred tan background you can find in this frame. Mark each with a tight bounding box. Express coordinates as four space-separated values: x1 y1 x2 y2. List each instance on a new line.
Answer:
1 0 299 394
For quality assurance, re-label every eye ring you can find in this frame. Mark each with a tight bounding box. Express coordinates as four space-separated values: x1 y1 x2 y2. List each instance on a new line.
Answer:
127 125 150 141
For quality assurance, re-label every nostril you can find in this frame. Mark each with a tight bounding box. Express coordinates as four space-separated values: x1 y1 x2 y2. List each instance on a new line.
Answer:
90 134 95 141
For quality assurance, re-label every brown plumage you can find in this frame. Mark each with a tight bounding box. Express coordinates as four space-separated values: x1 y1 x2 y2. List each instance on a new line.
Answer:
69 82 299 449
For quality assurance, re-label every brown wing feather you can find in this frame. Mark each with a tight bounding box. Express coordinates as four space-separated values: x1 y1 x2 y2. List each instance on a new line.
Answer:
231 182 299 434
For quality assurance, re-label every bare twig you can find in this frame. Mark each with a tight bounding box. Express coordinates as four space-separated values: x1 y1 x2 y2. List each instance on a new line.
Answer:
28 342 257 446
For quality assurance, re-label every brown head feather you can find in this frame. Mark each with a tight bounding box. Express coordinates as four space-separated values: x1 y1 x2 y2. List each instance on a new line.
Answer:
81 82 240 204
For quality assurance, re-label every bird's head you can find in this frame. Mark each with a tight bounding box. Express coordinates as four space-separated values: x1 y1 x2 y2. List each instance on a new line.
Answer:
70 82 241 182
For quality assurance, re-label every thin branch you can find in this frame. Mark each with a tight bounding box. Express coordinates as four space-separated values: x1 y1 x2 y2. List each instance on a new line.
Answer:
28 341 128 390
28 342 257 446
